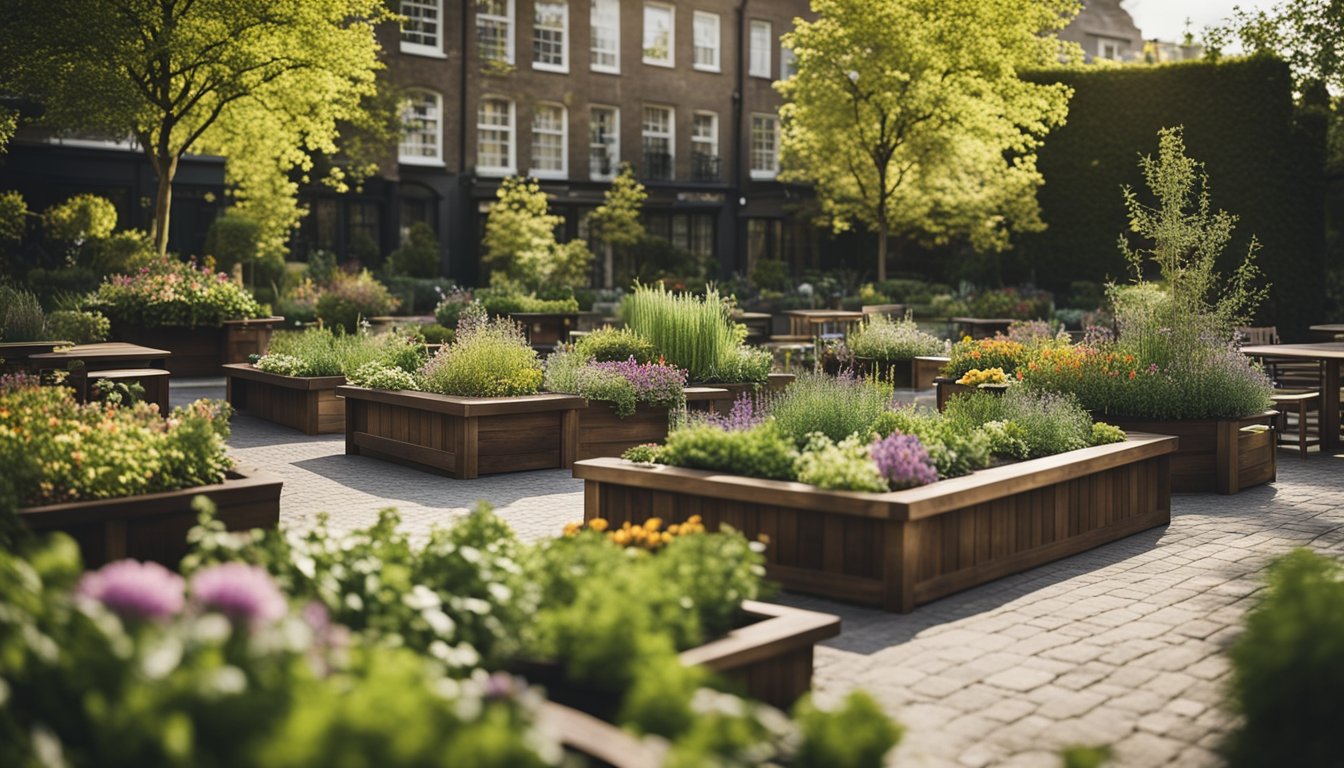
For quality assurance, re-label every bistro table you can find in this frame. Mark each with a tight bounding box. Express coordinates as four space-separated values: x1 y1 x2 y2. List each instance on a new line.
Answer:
732 311 773 344
1308 323 1344 340
1241 342 1344 451
783 309 865 338
29 342 172 371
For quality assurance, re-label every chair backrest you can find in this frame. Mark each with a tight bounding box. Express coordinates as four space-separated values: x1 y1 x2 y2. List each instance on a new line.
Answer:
1236 326 1280 345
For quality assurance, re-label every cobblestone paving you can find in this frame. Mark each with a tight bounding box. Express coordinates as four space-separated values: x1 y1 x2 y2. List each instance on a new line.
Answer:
179 379 1344 767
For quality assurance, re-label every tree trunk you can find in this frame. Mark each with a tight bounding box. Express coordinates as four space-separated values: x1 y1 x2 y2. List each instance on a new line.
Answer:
150 153 178 257
603 242 614 289
876 219 888 282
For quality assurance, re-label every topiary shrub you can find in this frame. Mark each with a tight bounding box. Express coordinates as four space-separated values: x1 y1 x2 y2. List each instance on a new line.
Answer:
386 222 440 278
42 194 116 243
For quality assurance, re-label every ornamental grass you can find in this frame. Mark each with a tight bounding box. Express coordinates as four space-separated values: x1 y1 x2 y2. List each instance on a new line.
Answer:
620 284 769 384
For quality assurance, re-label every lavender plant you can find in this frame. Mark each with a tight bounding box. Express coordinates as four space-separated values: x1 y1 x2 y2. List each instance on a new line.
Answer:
869 432 939 490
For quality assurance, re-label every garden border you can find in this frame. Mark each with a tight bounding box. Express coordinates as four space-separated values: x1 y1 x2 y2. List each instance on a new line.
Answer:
224 363 346 435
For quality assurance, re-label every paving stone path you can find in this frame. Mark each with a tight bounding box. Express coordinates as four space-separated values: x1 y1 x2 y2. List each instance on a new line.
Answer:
179 380 1344 767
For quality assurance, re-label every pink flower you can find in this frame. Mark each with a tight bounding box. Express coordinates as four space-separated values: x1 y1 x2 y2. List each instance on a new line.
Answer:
77 560 185 622
190 563 287 626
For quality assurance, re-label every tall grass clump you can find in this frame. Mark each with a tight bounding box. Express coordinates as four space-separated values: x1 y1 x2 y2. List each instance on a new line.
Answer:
766 371 892 446
418 305 542 397
0 286 47 342
620 284 767 383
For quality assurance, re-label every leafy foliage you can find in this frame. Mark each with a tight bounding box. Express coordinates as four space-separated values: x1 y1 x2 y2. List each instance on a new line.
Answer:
767 371 892 447
257 326 424 378
0 286 46 341
418 309 542 397
481 177 592 292
315 270 399 332
386 221 440 278
90 257 265 327
621 284 768 384
574 326 657 363
659 423 800 481
41 193 116 243
793 433 889 492
45 309 110 344
846 313 946 361
944 388 1093 459
869 407 992 478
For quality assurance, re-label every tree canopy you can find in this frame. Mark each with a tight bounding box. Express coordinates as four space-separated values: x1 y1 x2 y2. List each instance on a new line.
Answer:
777 0 1081 280
0 0 392 257
1206 0 1344 98
482 177 592 293
586 164 648 288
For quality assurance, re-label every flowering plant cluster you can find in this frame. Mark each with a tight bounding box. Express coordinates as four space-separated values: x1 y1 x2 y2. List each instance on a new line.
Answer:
563 514 709 551
943 336 1029 379
417 306 543 397
847 313 948 362
869 432 939 489
255 326 426 378
432 285 475 328
89 256 265 327
0 375 232 511
314 269 400 332
544 350 688 417
956 367 1010 386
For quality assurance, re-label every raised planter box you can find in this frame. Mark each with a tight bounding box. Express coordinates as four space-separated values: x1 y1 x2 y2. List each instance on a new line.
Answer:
934 377 1010 411
1104 411 1277 495
914 355 949 389
18 466 282 568
575 434 1177 612
709 373 796 414
224 364 346 435
853 357 913 387
113 316 283 377
337 386 586 478
574 387 730 461
509 312 579 348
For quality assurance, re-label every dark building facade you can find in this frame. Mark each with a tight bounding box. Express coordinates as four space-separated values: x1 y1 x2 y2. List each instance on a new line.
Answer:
298 0 818 286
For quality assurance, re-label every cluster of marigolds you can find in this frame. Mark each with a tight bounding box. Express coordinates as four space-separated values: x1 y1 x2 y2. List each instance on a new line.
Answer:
564 515 708 550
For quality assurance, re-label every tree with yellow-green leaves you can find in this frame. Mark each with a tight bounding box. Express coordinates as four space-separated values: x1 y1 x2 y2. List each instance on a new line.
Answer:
778 0 1082 280
0 0 394 258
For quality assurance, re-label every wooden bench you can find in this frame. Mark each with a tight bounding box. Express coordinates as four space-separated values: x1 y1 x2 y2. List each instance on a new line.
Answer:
1271 390 1320 456
85 368 172 415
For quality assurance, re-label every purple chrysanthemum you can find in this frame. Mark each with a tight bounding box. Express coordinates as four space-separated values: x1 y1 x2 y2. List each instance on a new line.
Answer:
77 560 185 622
870 432 938 490
190 563 288 626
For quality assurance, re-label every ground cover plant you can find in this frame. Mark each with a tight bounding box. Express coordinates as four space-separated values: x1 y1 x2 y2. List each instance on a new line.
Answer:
846 312 947 362
621 284 770 384
254 326 425 378
544 349 686 417
89 256 265 327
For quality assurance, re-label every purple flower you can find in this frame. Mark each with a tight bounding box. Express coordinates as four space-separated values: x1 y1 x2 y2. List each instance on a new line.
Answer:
590 357 688 404
694 392 767 431
190 563 288 626
870 432 938 490
77 560 185 622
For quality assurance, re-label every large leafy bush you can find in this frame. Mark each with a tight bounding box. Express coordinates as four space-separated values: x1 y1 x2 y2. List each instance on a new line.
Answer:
314 270 399 332
418 306 542 397
90 257 265 327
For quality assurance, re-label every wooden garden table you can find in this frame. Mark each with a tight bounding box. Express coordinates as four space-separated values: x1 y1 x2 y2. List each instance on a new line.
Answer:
1308 323 1344 340
783 309 864 337
1241 342 1344 451
30 342 172 371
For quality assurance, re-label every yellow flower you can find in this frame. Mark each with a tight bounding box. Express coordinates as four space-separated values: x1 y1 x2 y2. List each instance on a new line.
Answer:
563 521 581 537
644 517 663 532
588 518 609 532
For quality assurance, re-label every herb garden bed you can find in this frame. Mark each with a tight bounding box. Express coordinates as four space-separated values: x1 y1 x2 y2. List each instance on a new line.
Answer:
112 316 283 377
225 363 345 435
710 373 796 414
574 387 730 461
18 467 282 568
575 434 1177 612
1104 411 1277 495
337 385 586 478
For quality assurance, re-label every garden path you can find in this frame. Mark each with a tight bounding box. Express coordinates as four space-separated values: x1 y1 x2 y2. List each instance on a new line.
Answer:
175 379 1344 768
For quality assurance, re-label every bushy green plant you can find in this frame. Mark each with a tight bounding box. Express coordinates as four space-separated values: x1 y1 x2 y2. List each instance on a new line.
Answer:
258 327 424 378
45 309 110 343
0 190 29 245
1090 422 1126 446
660 422 799 480
482 176 592 291
90 256 265 327
419 322 455 344
315 269 399 332
418 308 542 397
386 221 440 277
622 443 664 463
944 388 1093 459
0 285 46 341
575 325 657 363
621 284 767 383
768 372 891 447
979 420 1030 460
793 433 888 492
848 313 947 361
432 287 474 327
382 275 457 314
869 406 992 478
204 209 262 275
479 292 580 315
346 361 419 390
42 193 116 243
0 378 232 512
86 229 156 275
792 692 904 768
968 286 1053 320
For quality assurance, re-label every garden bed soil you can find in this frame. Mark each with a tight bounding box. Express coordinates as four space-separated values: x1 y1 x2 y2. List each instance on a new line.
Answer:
1103 411 1277 495
575 434 1177 612
337 385 586 478
112 316 283 376
18 466 282 568
224 364 346 435
574 387 730 461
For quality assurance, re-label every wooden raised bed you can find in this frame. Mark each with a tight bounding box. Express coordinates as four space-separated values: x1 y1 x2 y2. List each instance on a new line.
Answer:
112 316 283 377
18 467 282 569
934 377 1011 411
337 386 586 478
709 373 796 414
575 434 1177 612
510 312 579 348
854 357 914 387
574 387 729 461
1105 411 1277 495
914 355 949 389
225 363 346 435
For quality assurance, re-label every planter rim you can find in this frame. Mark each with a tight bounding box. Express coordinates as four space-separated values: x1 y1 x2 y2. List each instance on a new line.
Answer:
678 599 840 671
336 384 587 417
18 465 280 523
1095 409 1279 426
223 363 346 390
574 433 1177 522
221 315 286 327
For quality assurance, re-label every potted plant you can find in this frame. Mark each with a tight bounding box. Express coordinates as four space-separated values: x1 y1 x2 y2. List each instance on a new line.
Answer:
87 256 282 376
1 375 279 567
574 376 1175 613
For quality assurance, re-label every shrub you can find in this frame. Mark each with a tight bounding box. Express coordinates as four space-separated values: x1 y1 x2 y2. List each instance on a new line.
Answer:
968 286 1052 320
575 326 657 363
275 276 323 324
622 443 664 463
204 209 262 275
0 286 46 341
45 309 110 344
346 361 418 391
41 193 116 243
258 327 424 378
315 270 399 332
659 422 798 481
419 322 455 345
386 221 440 277
847 313 946 361
86 229 155 275
1226 549 1344 768
980 420 1030 460
1090 422 1126 446
792 692 904 768
482 176 592 291
793 433 888 493
90 257 265 327
767 371 891 447
382 275 457 314
869 407 992 478
418 309 542 397
0 378 232 511
432 287 474 327
0 190 27 244
621 284 766 383
479 292 580 315
944 388 1093 459
546 351 687 417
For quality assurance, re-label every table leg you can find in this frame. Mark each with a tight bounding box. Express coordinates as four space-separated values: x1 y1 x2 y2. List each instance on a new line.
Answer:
1324 359 1341 452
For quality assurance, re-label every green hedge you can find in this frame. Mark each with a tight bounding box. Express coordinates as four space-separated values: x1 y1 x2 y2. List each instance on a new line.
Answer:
1013 56 1326 339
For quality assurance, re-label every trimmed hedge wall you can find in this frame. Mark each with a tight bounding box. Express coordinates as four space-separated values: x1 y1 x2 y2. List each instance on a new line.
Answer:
1013 56 1326 340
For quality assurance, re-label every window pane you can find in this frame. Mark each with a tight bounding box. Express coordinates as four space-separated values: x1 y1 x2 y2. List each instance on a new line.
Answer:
751 114 779 176
534 2 566 68
477 0 513 62
478 99 513 170
532 104 566 173
641 105 673 180
750 20 771 77
693 12 719 69
399 90 441 162
643 4 672 63
591 0 619 70
590 106 618 178
402 0 441 49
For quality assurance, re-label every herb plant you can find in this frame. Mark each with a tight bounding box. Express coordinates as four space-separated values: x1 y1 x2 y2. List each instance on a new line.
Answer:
315 269 399 332
621 284 767 383
418 306 542 397
767 371 892 446
847 313 946 361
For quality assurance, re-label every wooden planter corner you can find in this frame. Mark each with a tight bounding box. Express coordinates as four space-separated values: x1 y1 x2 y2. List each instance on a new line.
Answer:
337 386 586 478
19 466 282 569
225 364 346 435
113 316 282 377
914 356 949 389
576 434 1177 613
574 387 729 461
1105 411 1277 495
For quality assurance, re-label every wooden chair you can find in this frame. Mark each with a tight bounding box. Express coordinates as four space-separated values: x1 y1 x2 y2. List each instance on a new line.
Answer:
1238 326 1322 389
1271 390 1320 456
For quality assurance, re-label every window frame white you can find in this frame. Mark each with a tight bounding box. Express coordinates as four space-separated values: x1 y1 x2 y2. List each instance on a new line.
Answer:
476 96 517 177
400 0 446 57
476 0 516 64
691 111 718 157
641 104 675 180
530 102 568 179
589 104 620 181
532 1 569 73
692 11 721 73
590 0 620 73
750 113 780 180
642 2 675 68
780 43 798 80
749 20 772 79
398 89 444 167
